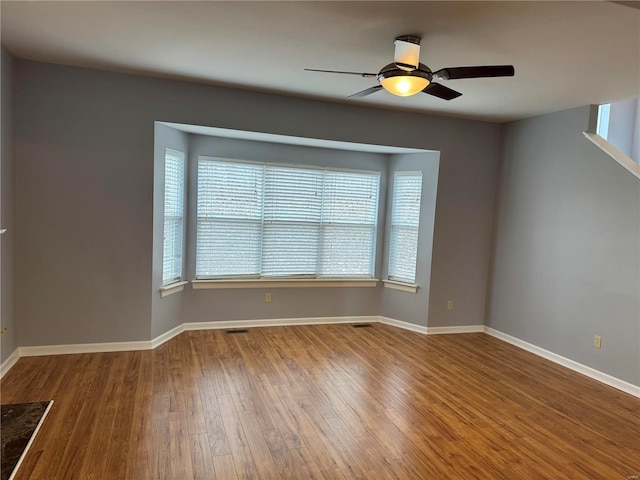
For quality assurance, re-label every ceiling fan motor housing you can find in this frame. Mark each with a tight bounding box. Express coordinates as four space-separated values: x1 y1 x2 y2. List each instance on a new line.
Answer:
394 35 422 71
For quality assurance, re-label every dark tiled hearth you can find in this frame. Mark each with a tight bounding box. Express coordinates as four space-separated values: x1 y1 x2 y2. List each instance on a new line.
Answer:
1 401 52 480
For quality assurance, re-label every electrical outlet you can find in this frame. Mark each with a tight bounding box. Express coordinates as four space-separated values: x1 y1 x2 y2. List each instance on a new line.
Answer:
0 325 7 336
447 300 453 311
265 292 272 303
593 335 602 349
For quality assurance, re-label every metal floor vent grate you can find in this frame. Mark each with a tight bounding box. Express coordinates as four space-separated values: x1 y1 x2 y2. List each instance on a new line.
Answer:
226 329 249 335
352 324 373 328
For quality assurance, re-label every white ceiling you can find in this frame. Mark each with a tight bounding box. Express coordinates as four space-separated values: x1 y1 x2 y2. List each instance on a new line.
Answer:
1 1 639 122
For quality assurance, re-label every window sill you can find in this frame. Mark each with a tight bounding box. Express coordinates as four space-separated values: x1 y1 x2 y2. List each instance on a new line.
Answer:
192 278 379 289
583 132 640 179
383 280 419 293
160 281 188 297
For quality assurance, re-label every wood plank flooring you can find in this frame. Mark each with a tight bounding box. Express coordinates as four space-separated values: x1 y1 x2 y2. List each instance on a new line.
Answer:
1 323 639 479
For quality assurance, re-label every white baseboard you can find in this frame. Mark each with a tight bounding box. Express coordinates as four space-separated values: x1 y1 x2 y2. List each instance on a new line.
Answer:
378 316 428 334
0 349 20 379
18 340 153 357
183 315 379 332
151 324 185 349
427 325 484 335
484 327 640 398
151 316 379 350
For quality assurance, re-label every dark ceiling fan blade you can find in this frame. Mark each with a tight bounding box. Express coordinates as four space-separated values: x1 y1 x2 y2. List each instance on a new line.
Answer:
422 83 462 100
348 85 384 98
305 68 378 78
433 65 515 80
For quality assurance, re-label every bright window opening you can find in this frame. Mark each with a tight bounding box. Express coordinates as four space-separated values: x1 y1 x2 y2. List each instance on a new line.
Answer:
162 149 186 285
596 103 610 139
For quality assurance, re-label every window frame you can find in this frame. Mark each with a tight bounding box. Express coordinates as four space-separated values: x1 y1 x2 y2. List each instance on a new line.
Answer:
387 170 423 287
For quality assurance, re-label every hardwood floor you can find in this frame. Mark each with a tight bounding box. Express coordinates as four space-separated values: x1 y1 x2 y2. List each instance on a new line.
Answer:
1 324 639 479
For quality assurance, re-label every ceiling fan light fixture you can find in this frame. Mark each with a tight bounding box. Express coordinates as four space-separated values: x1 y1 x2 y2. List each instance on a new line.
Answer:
305 36 514 101
379 70 430 97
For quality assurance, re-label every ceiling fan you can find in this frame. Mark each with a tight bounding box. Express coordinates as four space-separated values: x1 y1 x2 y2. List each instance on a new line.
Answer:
305 35 515 100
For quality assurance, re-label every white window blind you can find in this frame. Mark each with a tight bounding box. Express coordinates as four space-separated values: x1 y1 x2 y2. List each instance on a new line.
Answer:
162 149 185 285
196 160 264 277
262 165 323 277
388 171 422 284
320 171 379 277
196 157 380 279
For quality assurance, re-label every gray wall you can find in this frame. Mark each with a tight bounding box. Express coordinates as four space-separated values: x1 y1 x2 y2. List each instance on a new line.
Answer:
379 152 440 327
1 47 16 362
151 123 188 338
13 58 500 346
486 106 640 386
427 123 501 328
14 61 153 346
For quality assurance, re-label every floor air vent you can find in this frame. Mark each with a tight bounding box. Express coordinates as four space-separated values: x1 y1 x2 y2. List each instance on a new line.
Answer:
226 329 249 335
352 324 373 328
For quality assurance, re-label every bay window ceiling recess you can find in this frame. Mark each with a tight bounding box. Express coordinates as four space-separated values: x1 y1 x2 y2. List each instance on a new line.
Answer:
196 157 380 282
162 149 185 286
